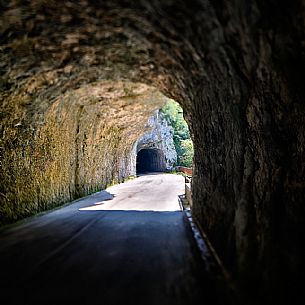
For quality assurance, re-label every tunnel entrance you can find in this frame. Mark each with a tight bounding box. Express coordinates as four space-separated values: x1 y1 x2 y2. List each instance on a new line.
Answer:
136 149 166 174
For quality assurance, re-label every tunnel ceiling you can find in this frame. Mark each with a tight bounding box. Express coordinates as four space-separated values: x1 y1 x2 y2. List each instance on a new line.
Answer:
7 80 168 142
1 1 305 302
1 1 303 112
0 0 188 101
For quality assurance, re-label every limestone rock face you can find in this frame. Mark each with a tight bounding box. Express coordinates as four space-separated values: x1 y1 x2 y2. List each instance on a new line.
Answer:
136 111 177 170
0 1 304 303
0 80 169 224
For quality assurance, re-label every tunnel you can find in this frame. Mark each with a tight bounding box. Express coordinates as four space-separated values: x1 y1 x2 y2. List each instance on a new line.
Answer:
0 1 304 304
136 149 166 174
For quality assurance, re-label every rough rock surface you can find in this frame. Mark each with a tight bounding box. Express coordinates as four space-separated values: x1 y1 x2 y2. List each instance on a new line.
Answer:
136 110 177 170
0 80 168 224
0 1 304 303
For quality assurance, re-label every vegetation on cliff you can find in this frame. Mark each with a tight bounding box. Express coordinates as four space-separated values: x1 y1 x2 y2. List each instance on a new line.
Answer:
161 100 193 167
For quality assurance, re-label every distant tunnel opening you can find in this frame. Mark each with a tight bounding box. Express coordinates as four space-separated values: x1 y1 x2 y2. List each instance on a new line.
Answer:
136 149 166 174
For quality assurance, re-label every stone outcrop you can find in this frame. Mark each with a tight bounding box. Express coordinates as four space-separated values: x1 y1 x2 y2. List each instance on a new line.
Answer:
0 1 304 303
136 111 177 170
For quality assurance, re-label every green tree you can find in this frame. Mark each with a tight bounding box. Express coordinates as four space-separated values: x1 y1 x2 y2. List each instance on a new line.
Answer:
179 139 194 167
161 100 193 167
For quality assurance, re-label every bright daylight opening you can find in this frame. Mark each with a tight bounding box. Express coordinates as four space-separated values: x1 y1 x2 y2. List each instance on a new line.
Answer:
79 100 193 212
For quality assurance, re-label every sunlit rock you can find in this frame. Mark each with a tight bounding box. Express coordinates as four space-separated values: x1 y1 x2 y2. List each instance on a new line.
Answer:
136 111 177 171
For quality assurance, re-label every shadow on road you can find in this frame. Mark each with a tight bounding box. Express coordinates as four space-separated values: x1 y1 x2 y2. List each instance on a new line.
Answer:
0 209 228 305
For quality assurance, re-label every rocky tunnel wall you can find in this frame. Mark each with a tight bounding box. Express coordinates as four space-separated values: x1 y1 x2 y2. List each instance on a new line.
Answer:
0 80 168 224
0 1 304 302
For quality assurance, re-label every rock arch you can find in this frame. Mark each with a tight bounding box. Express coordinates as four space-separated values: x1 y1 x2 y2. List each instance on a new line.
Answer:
136 148 166 174
0 1 304 302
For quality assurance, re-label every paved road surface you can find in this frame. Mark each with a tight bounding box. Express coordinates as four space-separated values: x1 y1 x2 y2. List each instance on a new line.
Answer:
0 173 222 305
79 173 184 212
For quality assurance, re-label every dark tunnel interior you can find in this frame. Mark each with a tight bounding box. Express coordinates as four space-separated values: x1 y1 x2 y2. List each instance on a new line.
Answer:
0 1 305 304
136 149 166 174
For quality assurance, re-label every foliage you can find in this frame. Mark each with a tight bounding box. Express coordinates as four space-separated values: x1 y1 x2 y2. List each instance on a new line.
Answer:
161 100 193 167
179 139 194 167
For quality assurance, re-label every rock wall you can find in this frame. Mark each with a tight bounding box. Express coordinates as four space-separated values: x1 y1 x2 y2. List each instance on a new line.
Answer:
0 1 304 303
0 81 168 224
136 111 177 170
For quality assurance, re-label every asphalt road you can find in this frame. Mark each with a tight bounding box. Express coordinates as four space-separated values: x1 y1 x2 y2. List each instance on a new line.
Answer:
0 173 222 305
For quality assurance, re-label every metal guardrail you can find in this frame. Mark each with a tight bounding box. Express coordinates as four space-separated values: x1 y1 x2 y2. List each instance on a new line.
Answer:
177 166 192 208
185 179 192 207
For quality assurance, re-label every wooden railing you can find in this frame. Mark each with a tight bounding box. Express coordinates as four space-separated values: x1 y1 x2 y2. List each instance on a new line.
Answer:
176 166 193 176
